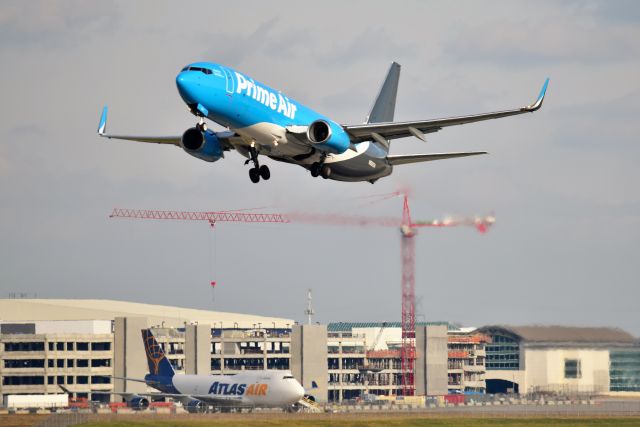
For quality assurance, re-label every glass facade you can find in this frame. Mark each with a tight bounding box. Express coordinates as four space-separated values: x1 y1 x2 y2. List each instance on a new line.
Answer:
485 334 520 370
610 349 640 392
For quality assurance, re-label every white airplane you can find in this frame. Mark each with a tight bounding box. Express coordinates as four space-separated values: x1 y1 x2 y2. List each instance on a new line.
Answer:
91 329 305 411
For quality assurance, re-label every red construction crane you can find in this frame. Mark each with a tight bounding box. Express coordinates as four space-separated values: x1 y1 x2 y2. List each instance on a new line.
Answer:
109 193 493 396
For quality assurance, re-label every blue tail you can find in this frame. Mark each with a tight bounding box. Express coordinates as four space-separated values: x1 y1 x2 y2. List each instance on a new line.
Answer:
141 329 175 378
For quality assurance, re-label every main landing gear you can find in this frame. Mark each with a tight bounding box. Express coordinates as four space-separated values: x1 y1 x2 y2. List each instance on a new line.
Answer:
245 147 270 184
310 161 331 179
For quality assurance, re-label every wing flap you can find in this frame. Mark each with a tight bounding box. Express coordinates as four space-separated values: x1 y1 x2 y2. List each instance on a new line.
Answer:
387 151 487 166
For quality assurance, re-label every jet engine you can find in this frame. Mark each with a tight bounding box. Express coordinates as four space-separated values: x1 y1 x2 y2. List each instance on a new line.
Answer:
306 119 350 154
126 395 150 410
181 128 224 162
185 399 205 413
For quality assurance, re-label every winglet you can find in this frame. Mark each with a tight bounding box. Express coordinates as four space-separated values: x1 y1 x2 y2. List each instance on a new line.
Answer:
98 106 108 135
524 78 549 112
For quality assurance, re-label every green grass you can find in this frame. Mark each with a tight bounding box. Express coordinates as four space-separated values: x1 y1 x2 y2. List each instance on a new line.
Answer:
77 417 640 427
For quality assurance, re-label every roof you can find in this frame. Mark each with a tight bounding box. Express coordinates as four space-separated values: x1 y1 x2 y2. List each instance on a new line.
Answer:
0 299 293 329
328 321 451 332
477 325 636 344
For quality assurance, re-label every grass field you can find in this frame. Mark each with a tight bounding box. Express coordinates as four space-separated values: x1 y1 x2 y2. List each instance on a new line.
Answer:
74 417 640 427
3 413 640 427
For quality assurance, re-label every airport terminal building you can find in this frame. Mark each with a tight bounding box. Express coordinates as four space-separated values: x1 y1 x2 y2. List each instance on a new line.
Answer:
478 325 640 395
1 299 639 404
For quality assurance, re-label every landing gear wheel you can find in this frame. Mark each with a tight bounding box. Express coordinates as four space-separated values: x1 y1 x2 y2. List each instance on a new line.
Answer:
310 162 321 178
259 165 270 180
196 118 207 132
321 165 332 179
249 168 260 183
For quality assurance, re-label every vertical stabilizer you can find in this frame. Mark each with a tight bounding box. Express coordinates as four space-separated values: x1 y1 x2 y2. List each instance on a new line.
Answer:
141 329 175 378
365 62 401 124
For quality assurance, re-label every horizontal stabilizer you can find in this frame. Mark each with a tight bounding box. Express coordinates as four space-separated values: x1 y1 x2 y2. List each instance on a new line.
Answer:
387 152 487 166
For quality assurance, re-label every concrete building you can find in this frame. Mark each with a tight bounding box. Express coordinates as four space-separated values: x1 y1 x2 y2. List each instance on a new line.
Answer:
0 299 292 329
0 299 293 403
446 328 489 394
291 324 328 402
0 300 458 404
0 320 114 402
477 325 640 395
327 322 458 400
4 299 637 405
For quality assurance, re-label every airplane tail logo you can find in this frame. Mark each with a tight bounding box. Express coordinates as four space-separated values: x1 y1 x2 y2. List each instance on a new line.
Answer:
141 329 175 378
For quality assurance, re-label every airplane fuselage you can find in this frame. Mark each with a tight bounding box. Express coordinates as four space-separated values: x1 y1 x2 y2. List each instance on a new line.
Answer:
176 62 392 182
147 370 304 408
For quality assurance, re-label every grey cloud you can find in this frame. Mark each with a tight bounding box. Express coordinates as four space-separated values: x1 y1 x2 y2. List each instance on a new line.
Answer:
592 0 640 24
443 9 640 65
317 27 418 67
0 0 639 335
0 1 118 50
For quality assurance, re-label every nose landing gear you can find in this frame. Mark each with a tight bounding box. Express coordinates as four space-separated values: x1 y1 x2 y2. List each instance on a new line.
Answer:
245 147 270 183
196 117 207 132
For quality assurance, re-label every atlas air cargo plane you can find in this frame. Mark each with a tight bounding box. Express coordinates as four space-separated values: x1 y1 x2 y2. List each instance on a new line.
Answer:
90 329 305 411
98 62 548 184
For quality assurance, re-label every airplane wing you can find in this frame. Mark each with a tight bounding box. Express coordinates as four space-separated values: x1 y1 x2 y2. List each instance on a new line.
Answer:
387 151 487 165
88 381 246 406
96 106 241 149
92 390 249 406
110 376 147 383
344 78 549 143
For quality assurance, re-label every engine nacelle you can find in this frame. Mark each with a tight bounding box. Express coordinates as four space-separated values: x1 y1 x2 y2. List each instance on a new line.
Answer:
306 119 350 154
181 127 224 162
127 395 150 410
185 399 205 413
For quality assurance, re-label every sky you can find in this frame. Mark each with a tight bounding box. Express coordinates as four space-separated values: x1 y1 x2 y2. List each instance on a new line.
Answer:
0 1 639 335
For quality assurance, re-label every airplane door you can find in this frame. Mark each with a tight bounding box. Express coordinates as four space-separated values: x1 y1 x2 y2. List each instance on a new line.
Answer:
222 67 235 94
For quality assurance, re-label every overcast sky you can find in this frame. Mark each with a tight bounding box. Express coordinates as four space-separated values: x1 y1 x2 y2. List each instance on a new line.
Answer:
1 1 638 335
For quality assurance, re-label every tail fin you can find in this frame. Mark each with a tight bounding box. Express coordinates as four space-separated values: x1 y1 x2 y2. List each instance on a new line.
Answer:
141 329 175 378
365 62 401 124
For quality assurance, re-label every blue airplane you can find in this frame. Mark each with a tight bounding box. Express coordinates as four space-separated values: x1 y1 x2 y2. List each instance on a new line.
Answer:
98 62 548 184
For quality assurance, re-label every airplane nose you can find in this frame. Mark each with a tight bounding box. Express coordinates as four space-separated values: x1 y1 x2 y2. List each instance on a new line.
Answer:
295 383 305 401
176 72 197 104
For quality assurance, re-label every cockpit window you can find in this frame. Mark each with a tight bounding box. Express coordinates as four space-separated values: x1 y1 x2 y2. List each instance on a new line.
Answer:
184 66 212 75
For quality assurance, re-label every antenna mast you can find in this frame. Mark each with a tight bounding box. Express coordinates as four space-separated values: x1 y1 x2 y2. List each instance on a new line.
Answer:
304 288 315 325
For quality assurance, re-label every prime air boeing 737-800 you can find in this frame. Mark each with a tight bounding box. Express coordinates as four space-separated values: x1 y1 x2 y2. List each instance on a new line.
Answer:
86 329 305 411
98 62 548 183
